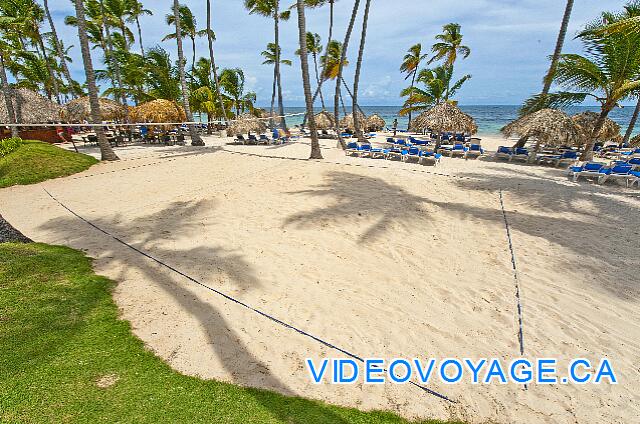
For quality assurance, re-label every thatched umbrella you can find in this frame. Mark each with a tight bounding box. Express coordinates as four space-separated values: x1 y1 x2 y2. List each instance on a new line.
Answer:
366 113 386 132
0 88 62 123
501 108 578 146
571 111 621 146
130 99 186 123
313 110 336 130
630 133 640 147
62 96 126 122
339 111 366 132
411 102 477 134
227 113 267 135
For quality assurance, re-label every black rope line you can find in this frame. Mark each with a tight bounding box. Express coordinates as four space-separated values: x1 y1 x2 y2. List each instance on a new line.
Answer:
42 187 455 403
498 190 527 379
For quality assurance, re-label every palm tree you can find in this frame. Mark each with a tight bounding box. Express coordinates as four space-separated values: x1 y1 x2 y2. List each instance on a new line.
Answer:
219 68 257 117
72 0 119 161
205 0 228 125
262 42 291 122
399 66 471 116
523 23 640 160
295 0 321 159
429 23 470 67
42 0 78 96
143 47 181 101
244 0 290 130
400 43 427 129
333 0 360 147
124 0 152 58
164 4 206 74
351 0 371 143
296 32 325 109
302 0 336 107
0 43 18 137
172 0 204 146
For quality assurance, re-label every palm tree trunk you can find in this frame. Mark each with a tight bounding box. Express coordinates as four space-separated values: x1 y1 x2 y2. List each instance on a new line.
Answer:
580 108 611 161
407 69 417 130
173 0 204 146
43 0 77 97
191 36 197 76
270 67 277 122
296 0 321 159
542 0 574 95
623 96 640 144
274 0 287 130
119 19 129 52
206 0 228 125
334 0 360 148
135 16 145 57
0 55 19 138
341 77 365 116
352 0 371 143
73 0 118 161
312 53 325 109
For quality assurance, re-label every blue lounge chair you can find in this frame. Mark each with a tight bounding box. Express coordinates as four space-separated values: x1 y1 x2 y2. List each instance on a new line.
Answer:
495 146 513 161
449 143 468 157
403 147 422 162
569 162 606 182
234 134 247 144
598 164 636 187
387 148 407 161
626 157 640 169
345 142 360 156
631 171 640 187
419 151 442 165
511 147 529 162
464 144 484 159
357 143 373 158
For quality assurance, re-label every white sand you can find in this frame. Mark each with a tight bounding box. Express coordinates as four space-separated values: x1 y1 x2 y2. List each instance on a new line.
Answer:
1 135 639 423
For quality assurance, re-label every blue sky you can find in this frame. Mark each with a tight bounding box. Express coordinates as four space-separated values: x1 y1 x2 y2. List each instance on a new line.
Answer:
48 0 628 106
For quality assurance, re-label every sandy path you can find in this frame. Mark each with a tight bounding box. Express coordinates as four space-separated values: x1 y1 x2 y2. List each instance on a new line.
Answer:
1 136 639 423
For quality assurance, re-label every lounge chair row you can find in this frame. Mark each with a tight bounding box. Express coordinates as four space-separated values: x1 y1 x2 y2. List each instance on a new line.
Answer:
568 162 640 187
495 147 579 167
346 142 442 165
234 134 287 145
386 138 484 159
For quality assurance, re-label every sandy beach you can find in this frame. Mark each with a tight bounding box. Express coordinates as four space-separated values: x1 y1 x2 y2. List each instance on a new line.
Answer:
1 135 639 423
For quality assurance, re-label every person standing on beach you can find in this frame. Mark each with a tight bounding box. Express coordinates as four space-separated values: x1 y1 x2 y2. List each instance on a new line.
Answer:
392 118 398 136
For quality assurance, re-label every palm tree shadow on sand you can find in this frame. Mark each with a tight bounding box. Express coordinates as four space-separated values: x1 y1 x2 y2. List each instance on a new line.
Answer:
38 198 354 423
283 170 639 300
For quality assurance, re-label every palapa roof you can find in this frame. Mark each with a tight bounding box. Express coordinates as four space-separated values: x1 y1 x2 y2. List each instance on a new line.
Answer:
365 113 386 132
0 88 62 124
227 113 267 135
411 102 477 134
630 133 640 147
62 96 126 122
571 111 621 144
339 111 366 132
130 99 186 123
313 110 336 130
501 108 578 145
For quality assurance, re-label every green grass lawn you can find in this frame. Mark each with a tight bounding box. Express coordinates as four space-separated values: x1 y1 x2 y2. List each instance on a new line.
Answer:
0 243 462 423
0 141 97 188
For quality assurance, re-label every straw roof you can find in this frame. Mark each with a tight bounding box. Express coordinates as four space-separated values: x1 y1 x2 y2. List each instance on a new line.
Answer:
313 110 336 130
62 96 126 122
501 108 579 145
366 113 386 132
339 111 366 132
571 111 621 144
630 133 640 147
130 99 186 123
227 113 267 135
411 102 477 134
0 88 62 124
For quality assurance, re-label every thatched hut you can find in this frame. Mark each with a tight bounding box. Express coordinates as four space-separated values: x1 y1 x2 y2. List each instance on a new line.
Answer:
571 111 621 146
501 108 579 146
339 111 366 132
130 99 186 123
0 88 62 123
630 133 640 147
366 113 386 132
411 103 477 134
313 110 336 130
62 96 126 122
227 113 267 135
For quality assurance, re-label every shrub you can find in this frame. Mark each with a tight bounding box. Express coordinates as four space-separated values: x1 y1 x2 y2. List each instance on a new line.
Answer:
0 137 23 158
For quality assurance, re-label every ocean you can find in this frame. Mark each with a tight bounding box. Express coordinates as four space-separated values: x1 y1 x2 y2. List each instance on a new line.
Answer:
245 105 639 137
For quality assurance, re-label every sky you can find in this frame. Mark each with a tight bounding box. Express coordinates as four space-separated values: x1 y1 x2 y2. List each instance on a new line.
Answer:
47 0 630 107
